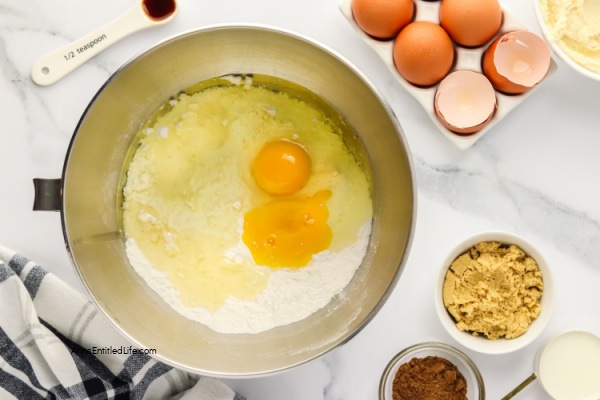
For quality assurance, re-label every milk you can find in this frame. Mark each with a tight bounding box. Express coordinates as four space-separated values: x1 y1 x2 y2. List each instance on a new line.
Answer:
538 331 600 400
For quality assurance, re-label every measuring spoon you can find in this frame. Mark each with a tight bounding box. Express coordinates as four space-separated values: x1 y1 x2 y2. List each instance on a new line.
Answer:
31 0 178 86
502 330 600 400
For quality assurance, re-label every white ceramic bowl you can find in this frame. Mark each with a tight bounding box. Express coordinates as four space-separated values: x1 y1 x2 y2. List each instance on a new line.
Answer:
533 0 600 81
379 342 485 400
435 231 555 354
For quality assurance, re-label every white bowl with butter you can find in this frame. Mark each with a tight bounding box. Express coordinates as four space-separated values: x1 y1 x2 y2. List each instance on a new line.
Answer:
435 231 555 354
534 0 600 81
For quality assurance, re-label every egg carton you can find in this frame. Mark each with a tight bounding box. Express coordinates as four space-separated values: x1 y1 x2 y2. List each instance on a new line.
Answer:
339 0 558 150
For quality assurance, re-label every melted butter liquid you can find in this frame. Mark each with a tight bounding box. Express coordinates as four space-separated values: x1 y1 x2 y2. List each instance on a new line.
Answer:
121 74 373 312
124 200 269 311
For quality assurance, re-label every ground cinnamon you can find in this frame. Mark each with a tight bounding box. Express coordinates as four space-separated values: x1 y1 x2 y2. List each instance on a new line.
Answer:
391 356 467 400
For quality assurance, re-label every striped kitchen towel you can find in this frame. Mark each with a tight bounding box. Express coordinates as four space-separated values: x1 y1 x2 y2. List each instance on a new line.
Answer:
0 245 245 400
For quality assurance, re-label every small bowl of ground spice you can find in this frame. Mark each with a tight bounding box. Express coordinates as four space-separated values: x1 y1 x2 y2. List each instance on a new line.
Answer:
379 342 484 400
435 231 555 354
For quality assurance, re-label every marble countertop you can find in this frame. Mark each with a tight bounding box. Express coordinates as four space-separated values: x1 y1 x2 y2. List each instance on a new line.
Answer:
2 0 599 398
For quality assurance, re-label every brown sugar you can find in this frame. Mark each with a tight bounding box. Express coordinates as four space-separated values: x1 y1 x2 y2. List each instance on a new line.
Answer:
442 241 543 340
391 356 467 400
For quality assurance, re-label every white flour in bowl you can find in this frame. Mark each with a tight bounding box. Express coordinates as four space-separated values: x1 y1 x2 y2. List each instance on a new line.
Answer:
126 221 371 334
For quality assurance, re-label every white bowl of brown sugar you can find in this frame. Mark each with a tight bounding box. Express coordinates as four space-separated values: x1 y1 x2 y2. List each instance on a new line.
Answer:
435 231 555 354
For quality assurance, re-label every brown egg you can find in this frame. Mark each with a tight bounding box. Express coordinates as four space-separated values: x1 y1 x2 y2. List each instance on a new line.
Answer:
393 21 454 86
351 0 414 39
483 31 551 94
440 0 503 47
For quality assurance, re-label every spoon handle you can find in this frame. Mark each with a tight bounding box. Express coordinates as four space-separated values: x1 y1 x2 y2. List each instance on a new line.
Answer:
501 373 538 400
31 4 150 86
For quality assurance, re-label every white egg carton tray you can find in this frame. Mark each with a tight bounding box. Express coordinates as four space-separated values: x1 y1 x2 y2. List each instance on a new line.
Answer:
339 0 558 150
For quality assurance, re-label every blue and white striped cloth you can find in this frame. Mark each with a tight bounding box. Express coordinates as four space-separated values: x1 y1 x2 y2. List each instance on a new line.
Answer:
0 245 244 400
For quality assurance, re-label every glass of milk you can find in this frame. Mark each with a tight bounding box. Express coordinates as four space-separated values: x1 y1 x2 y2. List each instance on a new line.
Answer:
503 330 600 400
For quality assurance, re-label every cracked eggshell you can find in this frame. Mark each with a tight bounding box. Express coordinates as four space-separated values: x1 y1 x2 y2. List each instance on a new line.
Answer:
483 31 551 94
434 71 497 135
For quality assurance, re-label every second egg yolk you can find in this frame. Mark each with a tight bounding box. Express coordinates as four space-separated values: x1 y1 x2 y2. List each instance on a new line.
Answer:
252 139 311 196
242 190 332 268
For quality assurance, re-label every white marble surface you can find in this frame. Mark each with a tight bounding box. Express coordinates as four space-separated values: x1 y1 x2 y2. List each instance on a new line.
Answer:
1 0 600 398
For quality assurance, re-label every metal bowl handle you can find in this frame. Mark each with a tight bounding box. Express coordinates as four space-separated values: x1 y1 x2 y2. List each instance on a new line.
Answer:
33 179 62 211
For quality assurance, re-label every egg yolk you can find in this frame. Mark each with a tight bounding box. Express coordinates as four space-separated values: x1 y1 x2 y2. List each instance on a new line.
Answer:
252 139 311 196
242 190 332 268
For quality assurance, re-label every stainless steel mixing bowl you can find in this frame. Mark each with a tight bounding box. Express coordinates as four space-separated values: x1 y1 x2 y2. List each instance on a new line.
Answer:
36 24 416 377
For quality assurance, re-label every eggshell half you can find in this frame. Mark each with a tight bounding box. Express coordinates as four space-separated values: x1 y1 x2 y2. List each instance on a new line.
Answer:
483 31 551 94
434 71 497 135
